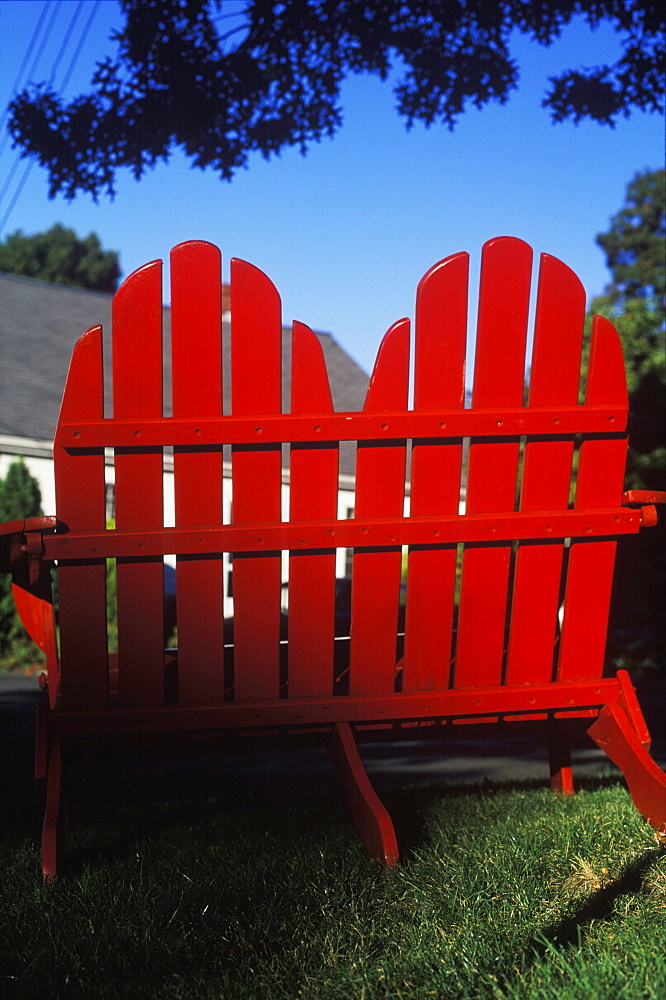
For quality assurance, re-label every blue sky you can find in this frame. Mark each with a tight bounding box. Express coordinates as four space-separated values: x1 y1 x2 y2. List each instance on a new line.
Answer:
0 0 663 377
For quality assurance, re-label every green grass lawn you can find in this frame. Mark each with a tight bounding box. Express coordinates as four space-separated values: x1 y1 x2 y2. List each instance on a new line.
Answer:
1 776 664 1000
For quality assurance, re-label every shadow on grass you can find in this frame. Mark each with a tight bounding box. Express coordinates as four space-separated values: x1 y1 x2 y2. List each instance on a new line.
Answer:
474 842 666 999
529 846 665 954
5 762 637 881
58 792 347 881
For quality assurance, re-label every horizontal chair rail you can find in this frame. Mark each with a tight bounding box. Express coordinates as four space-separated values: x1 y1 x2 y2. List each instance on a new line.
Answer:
56 402 626 448
43 507 644 560
50 678 624 738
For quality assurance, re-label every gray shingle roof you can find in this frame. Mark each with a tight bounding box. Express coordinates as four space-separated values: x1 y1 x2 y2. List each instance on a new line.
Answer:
0 271 370 477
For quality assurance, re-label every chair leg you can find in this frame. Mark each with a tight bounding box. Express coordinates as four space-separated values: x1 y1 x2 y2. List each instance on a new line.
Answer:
548 718 575 795
42 738 63 882
587 704 666 844
328 722 399 865
34 698 48 795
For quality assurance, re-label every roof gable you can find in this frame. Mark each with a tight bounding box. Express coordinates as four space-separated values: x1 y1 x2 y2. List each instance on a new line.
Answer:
0 272 370 477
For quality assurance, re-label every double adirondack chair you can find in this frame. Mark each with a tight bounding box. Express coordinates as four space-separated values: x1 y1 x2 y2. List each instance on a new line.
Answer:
1 237 665 880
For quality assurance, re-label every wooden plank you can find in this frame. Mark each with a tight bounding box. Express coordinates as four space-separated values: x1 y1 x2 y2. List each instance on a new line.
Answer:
58 403 626 448
112 261 166 705
54 327 108 708
51 676 623 737
171 241 225 703
557 316 629 680
505 253 586 684
403 252 467 691
349 319 409 695
288 321 338 697
230 259 283 701
455 237 532 688
44 506 642 561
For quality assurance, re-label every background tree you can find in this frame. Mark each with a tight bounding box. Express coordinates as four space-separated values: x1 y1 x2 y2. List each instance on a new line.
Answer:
0 224 120 292
0 460 44 669
589 168 664 491
590 168 665 673
7 0 664 200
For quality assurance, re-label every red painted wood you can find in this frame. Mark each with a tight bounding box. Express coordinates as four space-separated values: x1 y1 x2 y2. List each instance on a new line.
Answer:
349 319 410 695
57 402 626 448
230 259 283 701
505 254 586 685
328 723 399 864
548 719 575 795
41 506 643 562
30 239 665 874
617 668 651 748
34 698 48 788
403 252 467 691
112 260 166 705
50 676 626 737
557 316 629 680
41 736 62 881
12 582 59 706
54 327 108 708
455 237 532 688
588 703 666 841
288 321 338 697
171 242 225 702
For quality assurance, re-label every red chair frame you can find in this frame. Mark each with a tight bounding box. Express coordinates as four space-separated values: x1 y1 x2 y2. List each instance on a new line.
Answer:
1 237 664 879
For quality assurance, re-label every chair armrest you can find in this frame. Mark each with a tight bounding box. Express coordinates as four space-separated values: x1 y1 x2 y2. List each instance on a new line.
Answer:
621 491 666 528
0 515 58 537
0 516 58 580
0 516 59 698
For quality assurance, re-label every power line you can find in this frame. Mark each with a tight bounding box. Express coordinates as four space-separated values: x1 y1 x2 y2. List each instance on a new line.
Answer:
0 149 27 208
1 1 102 235
45 0 85 89
1 0 49 124
0 1 65 223
0 0 59 153
59 1 101 95
24 1 63 86
0 162 35 234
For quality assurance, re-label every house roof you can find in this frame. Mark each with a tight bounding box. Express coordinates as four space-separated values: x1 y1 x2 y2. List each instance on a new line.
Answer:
0 271 371 478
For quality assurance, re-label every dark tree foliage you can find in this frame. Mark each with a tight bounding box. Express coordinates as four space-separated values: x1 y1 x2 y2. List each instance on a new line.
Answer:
0 224 120 291
0 460 43 665
596 168 665 305
589 168 665 492
590 169 666 673
7 0 664 200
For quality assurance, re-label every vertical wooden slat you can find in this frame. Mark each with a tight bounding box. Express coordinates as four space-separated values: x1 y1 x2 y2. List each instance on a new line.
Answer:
349 319 410 695
557 315 629 680
288 321 338 697
54 327 108 708
113 261 165 705
403 252 467 692
171 241 225 703
505 254 586 684
230 258 283 701
455 237 532 688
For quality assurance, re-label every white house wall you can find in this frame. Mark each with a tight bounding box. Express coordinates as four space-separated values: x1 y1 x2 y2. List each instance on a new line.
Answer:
1 436 359 621
0 436 57 516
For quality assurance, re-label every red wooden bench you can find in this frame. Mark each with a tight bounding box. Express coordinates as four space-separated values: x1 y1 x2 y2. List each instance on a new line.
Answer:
2 237 665 880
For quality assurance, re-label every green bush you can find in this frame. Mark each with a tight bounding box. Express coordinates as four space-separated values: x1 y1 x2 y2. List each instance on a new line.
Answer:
0 459 45 670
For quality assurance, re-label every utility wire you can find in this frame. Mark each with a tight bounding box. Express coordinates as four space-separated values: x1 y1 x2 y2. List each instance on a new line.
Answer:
24 1 63 87
1 1 101 235
45 0 84 88
59 1 101 95
0 0 59 153
0 0 49 132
